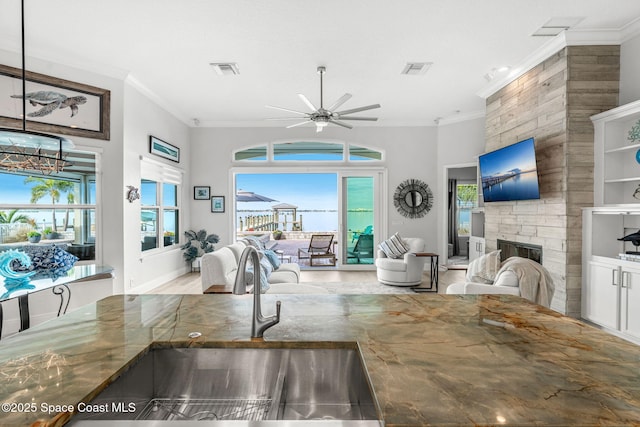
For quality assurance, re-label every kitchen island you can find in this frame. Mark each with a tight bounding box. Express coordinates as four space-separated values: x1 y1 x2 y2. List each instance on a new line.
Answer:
1 292 639 426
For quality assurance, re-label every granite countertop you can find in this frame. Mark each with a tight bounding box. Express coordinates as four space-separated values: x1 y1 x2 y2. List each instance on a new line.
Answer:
1 293 639 426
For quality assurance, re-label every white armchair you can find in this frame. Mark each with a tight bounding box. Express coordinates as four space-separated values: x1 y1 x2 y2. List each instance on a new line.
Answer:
376 237 426 286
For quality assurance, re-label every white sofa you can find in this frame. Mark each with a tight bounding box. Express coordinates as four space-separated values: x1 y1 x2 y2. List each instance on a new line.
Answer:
375 237 427 286
446 253 555 308
201 240 301 292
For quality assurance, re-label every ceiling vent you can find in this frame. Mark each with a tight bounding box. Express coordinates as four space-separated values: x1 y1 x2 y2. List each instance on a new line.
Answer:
532 17 584 36
401 62 432 75
210 62 240 75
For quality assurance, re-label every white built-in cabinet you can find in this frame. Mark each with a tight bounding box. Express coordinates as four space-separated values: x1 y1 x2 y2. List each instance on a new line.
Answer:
582 207 640 344
583 100 640 344
468 165 485 262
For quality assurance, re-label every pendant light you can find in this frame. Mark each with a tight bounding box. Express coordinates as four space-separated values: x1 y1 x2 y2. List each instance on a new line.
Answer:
0 0 73 174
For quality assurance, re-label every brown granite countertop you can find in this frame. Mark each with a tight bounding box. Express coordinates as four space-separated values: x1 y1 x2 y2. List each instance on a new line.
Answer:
1 293 639 426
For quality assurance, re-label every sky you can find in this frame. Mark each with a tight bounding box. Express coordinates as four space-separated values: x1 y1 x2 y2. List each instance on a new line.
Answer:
479 138 537 177
236 173 338 212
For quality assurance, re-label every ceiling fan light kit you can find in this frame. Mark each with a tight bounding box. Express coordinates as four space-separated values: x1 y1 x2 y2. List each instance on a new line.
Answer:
266 66 380 132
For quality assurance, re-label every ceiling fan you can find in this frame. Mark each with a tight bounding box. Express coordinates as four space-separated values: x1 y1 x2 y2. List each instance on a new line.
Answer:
266 66 380 132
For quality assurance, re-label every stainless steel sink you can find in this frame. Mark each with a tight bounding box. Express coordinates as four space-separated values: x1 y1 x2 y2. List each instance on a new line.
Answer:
69 344 382 426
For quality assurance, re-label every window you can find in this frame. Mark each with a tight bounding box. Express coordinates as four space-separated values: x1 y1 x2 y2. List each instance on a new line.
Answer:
456 184 478 235
234 141 384 163
140 159 182 252
0 151 98 260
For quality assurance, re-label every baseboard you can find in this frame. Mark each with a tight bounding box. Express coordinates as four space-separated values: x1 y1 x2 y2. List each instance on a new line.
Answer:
129 266 190 294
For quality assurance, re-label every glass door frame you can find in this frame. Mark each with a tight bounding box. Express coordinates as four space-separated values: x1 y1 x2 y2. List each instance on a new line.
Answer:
337 170 386 270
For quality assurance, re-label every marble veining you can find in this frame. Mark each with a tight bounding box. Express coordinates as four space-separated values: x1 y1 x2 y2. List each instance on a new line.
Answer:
0 293 639 426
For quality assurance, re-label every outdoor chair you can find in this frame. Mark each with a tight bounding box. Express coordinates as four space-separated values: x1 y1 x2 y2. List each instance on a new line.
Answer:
347 234 374 263
351 225 373 243
298 234 336 266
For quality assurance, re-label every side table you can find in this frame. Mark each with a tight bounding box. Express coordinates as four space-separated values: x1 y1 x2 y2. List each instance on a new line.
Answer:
412 252 439 293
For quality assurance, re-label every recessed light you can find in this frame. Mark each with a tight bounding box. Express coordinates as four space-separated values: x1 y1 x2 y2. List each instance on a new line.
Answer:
401 62 432 75
210 62 240 75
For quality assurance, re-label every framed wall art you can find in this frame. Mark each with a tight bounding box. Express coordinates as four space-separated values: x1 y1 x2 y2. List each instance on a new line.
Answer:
211 196 225 213
149 135 180 163
194 186 210 200
0 64 110 140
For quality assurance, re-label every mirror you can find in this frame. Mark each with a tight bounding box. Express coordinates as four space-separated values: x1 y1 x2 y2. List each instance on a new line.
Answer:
405 191 423 207
393 179 433 219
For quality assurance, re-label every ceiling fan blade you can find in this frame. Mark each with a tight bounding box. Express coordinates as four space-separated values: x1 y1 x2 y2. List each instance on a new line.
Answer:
334 104 381 116
265 105 309 116
327 93 352 111
329 119 353 129
337 116 378 121
286 120 313 129
298 94 317 112
265 117 310 121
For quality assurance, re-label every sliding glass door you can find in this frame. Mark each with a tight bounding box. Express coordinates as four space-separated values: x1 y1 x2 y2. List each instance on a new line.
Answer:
340 171 383 267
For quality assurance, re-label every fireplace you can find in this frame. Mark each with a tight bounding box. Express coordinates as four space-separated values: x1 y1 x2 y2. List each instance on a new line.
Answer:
497 239 542 264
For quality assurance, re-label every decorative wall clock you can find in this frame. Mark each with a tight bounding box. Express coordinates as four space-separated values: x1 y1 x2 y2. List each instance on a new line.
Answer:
393 179 433 219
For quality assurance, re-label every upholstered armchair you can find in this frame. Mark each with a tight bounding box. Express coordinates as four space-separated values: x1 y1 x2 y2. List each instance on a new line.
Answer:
375 237 426 286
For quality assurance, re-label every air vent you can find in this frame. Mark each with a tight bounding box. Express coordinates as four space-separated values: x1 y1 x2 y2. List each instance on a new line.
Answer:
401 62 432 75
532 17 584 36
210 63 240 75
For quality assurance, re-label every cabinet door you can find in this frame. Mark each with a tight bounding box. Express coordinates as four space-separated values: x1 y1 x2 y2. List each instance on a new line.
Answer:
584 261 620 330
468 237 485 262
621 267 640 341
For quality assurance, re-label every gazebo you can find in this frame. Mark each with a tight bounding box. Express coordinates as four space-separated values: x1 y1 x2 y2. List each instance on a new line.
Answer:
272 203 302 231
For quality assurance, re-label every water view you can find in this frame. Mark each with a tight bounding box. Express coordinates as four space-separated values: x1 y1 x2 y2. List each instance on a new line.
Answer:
482 170 540 202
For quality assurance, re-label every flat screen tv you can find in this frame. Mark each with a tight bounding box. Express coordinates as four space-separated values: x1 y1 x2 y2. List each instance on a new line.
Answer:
479 137 540 202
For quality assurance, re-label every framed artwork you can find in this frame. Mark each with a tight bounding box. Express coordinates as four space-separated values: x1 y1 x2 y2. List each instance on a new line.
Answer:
211 196 225 213
194 186 210 200
149 135 180 163
0 64 110 140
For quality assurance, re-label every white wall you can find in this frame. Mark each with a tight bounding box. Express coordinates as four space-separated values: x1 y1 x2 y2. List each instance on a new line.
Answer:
620 33 640 105
189 126 440 253
0 49 128 294
436 118 486 260
122 82 191 292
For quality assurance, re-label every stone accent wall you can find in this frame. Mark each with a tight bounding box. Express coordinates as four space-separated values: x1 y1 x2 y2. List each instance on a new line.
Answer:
484 45 619 316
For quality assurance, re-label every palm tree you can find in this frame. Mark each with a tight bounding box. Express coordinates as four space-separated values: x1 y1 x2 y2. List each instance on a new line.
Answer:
0 209 31 224
63 192 75 231
25 177 75 231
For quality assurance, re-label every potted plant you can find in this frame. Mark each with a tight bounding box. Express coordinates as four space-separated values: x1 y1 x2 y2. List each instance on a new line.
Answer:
272 229 283 240
43 227 57 240
27 231 41 243
181 229 220 267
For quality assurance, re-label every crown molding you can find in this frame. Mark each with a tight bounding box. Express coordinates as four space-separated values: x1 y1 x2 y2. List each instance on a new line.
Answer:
476 26 633 99
621 16 640 42
125 75 191 126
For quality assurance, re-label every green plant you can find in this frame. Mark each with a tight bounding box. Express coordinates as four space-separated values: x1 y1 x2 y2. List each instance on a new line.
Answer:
0 209 31 224
27 231 41 237
181 229 220 263
43 227 54 235
164 231 175 237
272 229 283 240
25 176 75 231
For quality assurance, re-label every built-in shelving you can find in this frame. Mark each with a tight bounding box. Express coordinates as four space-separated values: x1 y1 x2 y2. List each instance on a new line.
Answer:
592 99 640 206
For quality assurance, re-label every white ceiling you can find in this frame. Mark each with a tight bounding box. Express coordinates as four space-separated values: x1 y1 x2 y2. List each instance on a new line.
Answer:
1 0 640 128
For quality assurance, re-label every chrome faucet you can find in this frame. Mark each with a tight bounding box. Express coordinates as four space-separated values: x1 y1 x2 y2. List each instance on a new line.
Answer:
233 246 281 338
